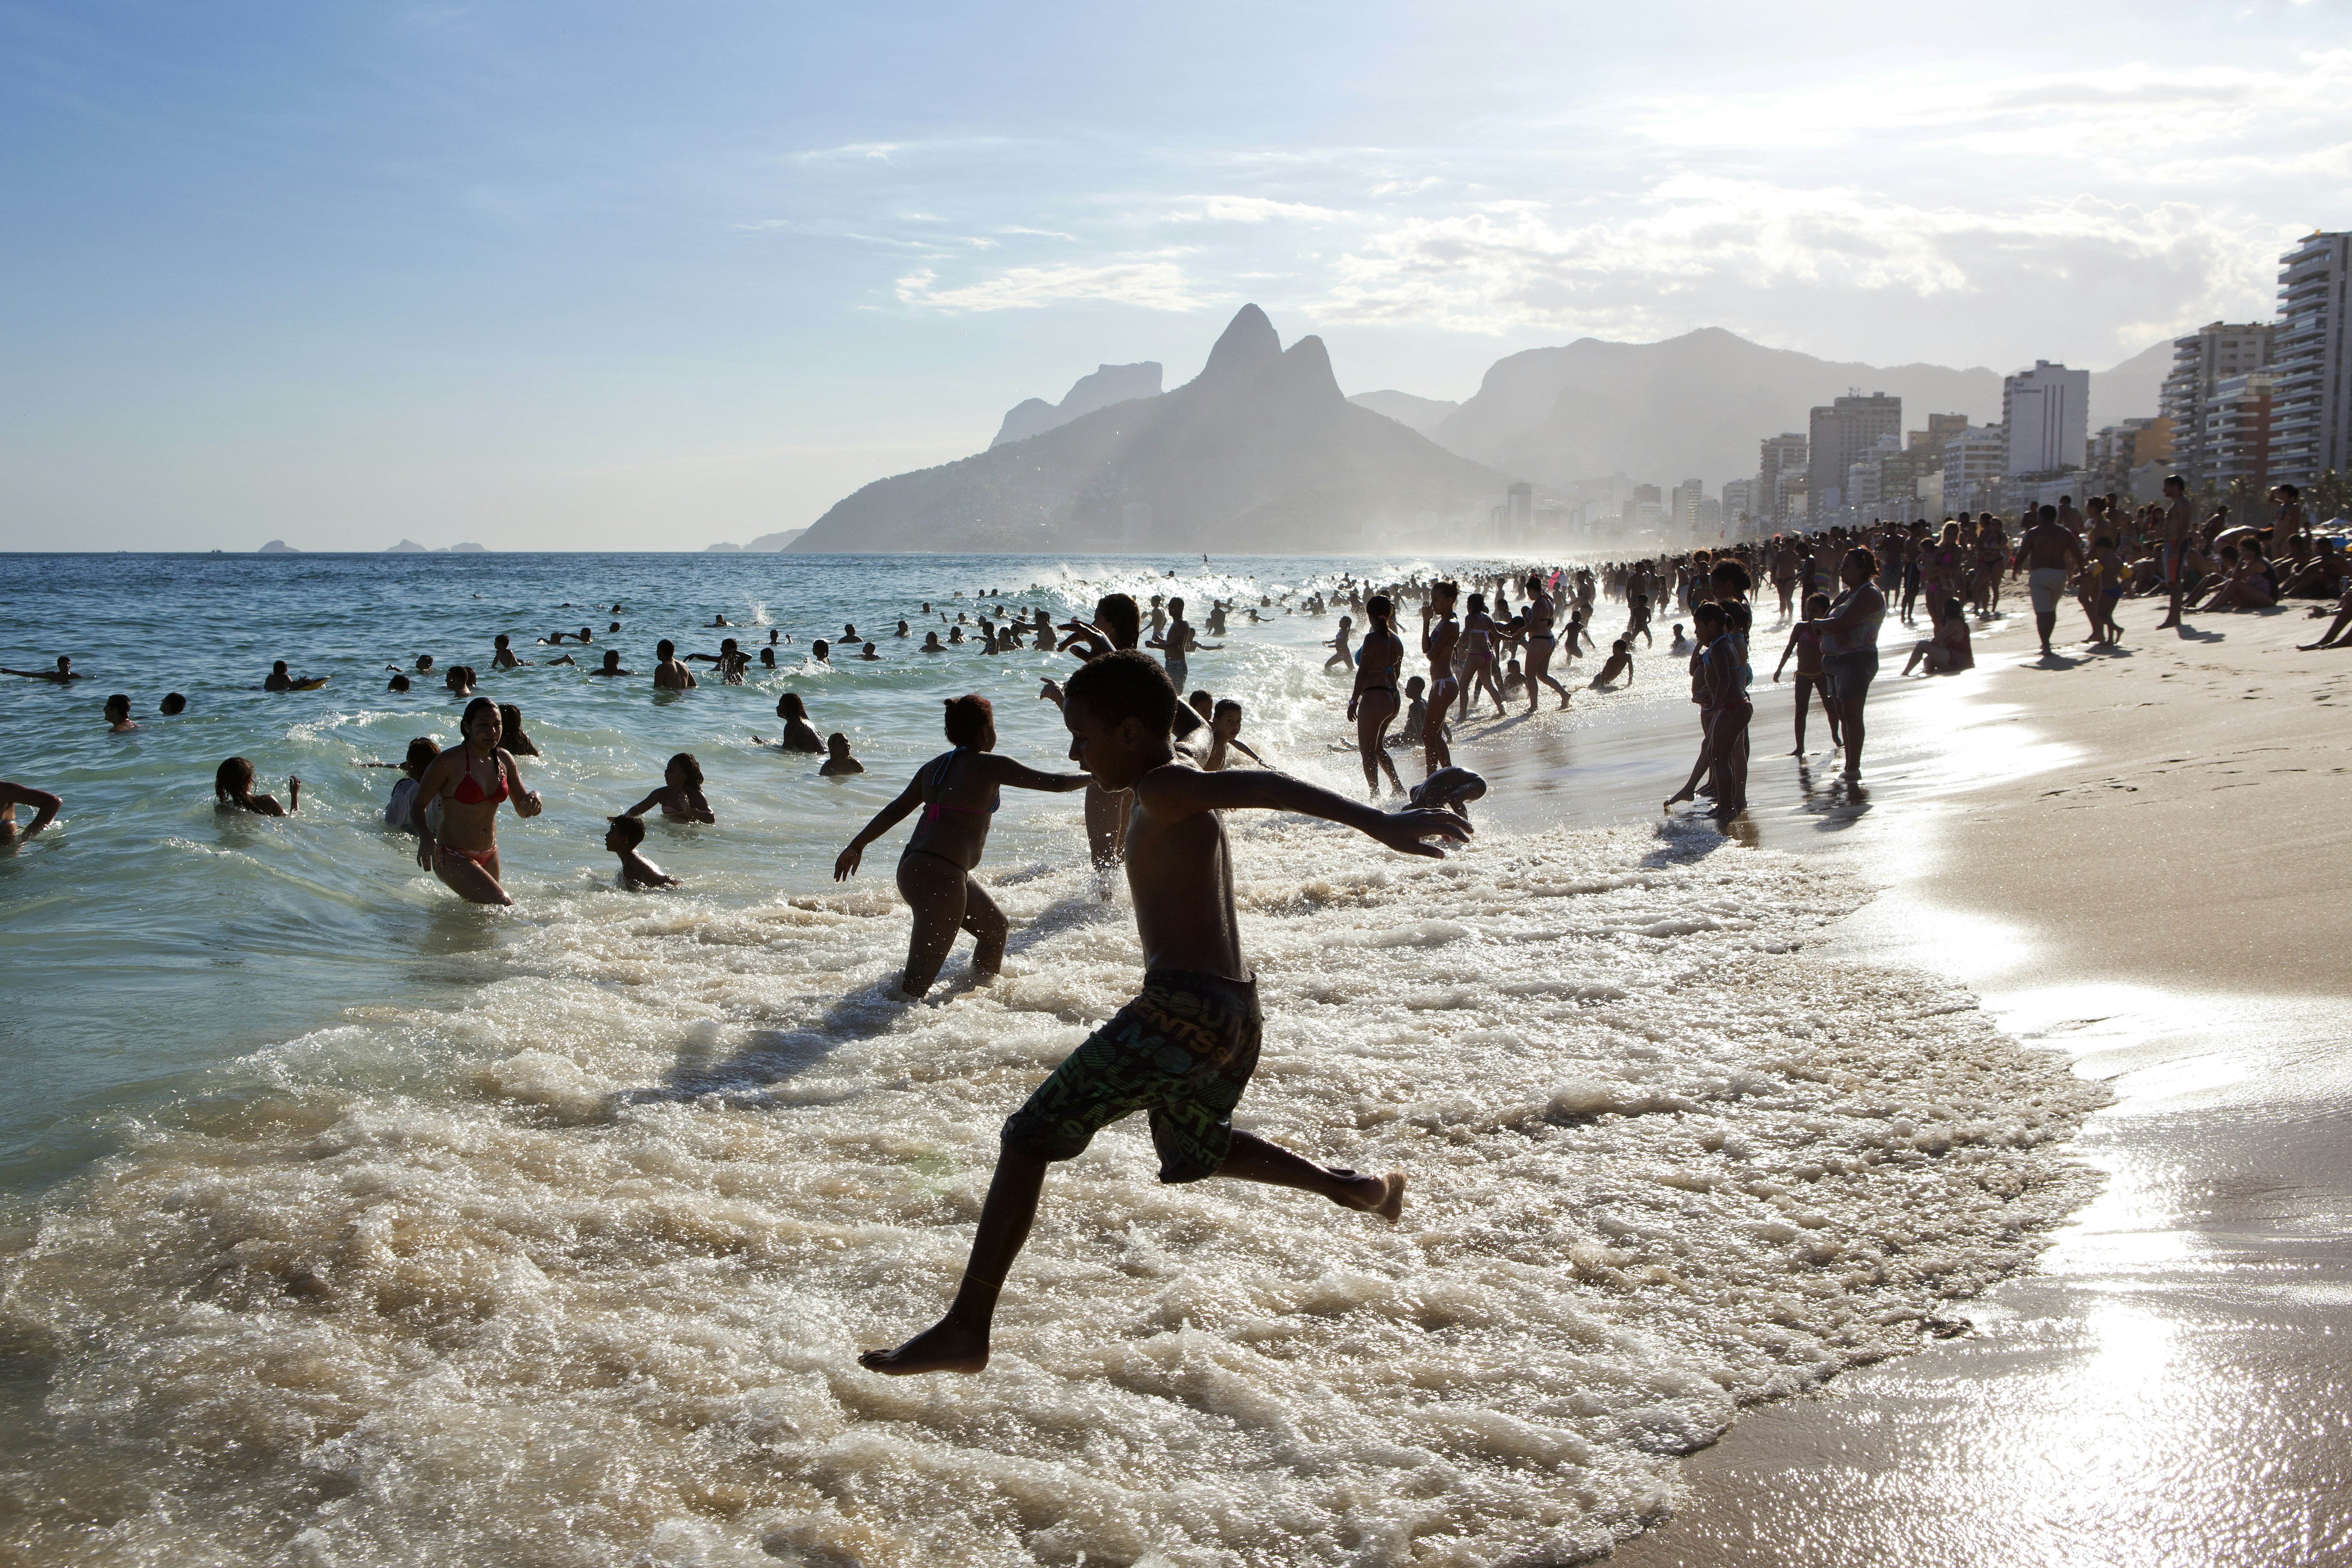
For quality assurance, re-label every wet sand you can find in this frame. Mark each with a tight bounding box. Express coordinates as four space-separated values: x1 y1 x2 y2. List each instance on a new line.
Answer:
1461 600 2352 1566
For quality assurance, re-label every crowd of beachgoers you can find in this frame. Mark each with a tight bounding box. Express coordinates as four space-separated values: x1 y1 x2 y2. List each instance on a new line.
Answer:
2 472 2326 1373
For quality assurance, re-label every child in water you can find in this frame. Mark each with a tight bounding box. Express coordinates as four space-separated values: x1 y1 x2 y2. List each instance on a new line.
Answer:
820 733 864 776
383 737 440 830
1202 698 1263 771
1389 675 1427 751
858 652 1469 1376
215 757 298 816
605 815 678 889
624 753 716 823
755 693 824 753
1588 639 1635 689
1324 615 1354 670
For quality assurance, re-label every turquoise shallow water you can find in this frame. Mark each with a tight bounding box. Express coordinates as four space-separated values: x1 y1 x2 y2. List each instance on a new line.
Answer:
0 550 1406 1196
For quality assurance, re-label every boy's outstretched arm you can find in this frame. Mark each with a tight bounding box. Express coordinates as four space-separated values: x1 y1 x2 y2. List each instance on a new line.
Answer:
1144 766 1470 857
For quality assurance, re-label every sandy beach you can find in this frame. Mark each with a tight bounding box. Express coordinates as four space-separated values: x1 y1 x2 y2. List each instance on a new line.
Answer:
1464 600 2352 1566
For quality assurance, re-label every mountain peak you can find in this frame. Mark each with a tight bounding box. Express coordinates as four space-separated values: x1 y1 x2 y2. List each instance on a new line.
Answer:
1195 304 1281 385
1274 334 1343 403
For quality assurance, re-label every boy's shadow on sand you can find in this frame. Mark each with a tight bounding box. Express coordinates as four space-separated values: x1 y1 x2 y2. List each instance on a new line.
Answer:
618 892 1111 1107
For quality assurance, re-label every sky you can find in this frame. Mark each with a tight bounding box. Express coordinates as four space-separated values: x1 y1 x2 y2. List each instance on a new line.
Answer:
3 0 2348 551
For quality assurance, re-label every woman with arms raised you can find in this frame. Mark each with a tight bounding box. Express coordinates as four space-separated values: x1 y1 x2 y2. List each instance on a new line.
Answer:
835 694 1090 1000
410 697 542 905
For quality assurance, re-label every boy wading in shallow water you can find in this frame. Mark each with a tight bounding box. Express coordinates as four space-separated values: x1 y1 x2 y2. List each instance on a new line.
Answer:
860 651 1472 1376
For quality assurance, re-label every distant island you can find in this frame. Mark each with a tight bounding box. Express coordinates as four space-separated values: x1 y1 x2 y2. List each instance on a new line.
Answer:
256 539 298 554
705 528 806 552
385 539 426 553
384 539 487 553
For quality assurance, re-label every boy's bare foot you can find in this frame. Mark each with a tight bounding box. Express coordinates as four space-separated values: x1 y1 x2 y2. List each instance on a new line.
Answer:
1330 1168 1406 1222
859 1314 990 1376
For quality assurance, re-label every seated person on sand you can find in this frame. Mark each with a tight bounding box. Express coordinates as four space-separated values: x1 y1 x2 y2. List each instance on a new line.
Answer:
652 640 697 690
856 654 1463 1376
2279 537 2349 600
2 656 83 683
1902 597 1975 675
104 694 137 732
2297 584 2352 649
215 756 298 815
624 753 715 823
820 733 865 776
605 815 680 889
755 692 825 753
1588 639 1635 688
0 781 63 843
2191 544 2278 611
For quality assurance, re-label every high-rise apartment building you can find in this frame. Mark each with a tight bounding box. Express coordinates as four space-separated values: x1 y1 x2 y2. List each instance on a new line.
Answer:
1943 426 2007 514
2205 373 2276 493
1759 433 1807 524
1506 482 1533 537
1670 479 1704 530
1808 394 1901 522
2161 321 2275 486
1721 478 1760 524
2002 361 2090 477
2269 232 2352 486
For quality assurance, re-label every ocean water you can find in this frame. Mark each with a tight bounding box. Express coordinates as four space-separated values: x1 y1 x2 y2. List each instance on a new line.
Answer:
0 553 2097 1566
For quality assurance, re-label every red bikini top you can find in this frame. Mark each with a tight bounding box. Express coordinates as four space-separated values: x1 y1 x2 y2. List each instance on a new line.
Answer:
452 756 509 806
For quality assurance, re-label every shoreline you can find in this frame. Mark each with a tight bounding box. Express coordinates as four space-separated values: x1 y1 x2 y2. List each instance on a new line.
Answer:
1444 599 2352 1566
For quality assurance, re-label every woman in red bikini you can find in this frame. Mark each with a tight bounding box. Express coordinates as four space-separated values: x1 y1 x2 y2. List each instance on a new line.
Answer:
410 696 542 906
833 694 1089 999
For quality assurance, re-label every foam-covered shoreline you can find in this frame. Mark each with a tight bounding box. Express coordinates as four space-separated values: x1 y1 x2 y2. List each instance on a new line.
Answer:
1 812 2098 1566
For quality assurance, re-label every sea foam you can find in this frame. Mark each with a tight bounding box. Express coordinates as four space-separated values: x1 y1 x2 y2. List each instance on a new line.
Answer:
1 813 2098 1566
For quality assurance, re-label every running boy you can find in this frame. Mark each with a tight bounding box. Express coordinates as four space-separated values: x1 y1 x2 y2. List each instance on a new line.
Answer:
859 651 1470 1376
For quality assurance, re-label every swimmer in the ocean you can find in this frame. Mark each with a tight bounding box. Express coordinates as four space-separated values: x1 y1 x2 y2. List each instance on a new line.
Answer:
759 646 776 668
442 665 474 698
1 656 83 683
811 639 832 664
585 650 628 677
624 753 715 823
0 781 63 842
605 815 678 889
410 697 541 906
374 736 439 831
103 694 137 732
820 732 864 776
1200 698 1264 771
652 640 697 690
710 613 731 627
896 620 911 637
1588 639 1635 689
387 672 412 691
497 703 539 756
858 642 880 661
833 693 1089 1000
492 634 530 669
159 693 187 715
753 692 824 753
921 632 944 653
216 756 299 816
858 653 1464 1376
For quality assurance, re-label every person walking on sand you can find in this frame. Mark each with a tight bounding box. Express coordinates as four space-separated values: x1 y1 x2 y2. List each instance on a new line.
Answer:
1345 595 1408 797
2157 474 2196 630
2016 505 2086 657
857 653 1468 1376
410 697 542 906
834 694 1091 1000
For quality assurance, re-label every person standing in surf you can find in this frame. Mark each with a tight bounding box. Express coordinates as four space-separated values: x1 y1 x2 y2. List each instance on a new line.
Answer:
1345 594 1407 797
1041 593 1146 887
410 696 542 906
833 695 1090 999
1519 571 1570 713
858 652 1469 1376
1419 581 1461 778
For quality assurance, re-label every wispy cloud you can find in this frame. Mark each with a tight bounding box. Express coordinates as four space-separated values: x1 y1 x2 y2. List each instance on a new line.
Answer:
1163 195 1347 224
895 258 1212 313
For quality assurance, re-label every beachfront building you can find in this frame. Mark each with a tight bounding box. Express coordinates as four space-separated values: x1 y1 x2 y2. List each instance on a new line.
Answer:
2091 416 2171 498
1670 479 1704 533
1759 433 1807 525
2204 372 2276 495
2163 321 2274 487
2269 231 2352 488
2002 361 2090 478
1807 394 1901 524
1942 425 2008 514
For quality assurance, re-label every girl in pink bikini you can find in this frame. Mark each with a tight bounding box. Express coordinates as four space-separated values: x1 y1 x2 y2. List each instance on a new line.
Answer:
411 697 542 906
833 694 1089 999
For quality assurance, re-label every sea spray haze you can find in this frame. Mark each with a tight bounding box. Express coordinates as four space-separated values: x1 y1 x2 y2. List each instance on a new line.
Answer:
0 553 2098 1564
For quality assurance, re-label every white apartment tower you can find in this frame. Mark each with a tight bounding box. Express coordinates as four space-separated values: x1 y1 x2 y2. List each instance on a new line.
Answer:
2002 361 2090 477
2269 232 2352 487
